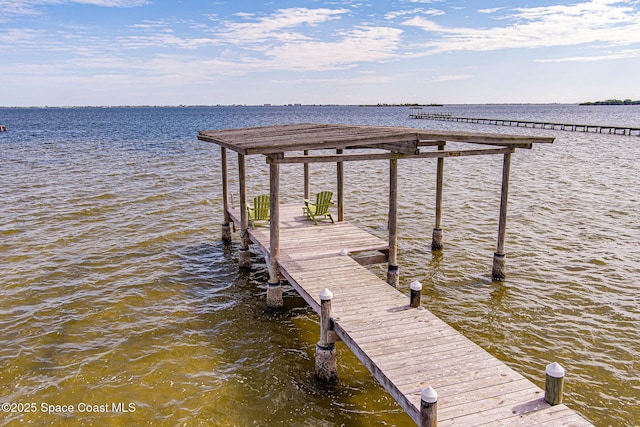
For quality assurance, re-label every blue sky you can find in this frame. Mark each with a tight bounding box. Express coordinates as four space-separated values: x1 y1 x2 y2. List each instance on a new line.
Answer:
1 0 639 106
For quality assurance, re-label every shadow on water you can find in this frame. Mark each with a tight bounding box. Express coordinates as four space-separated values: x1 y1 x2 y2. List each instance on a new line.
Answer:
172 239 412 426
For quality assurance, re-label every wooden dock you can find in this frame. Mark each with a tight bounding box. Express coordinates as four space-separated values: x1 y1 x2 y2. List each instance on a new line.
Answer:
228 204 593 426
199 123 593 425
410 112 640 136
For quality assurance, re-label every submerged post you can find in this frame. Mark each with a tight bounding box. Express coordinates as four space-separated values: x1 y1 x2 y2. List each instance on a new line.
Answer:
266 159 283 308
220 147 232 244
432 143 445 250
420 386 437 427
544 362 565 405
492 151 513 280
238 153 251 269
315 288 337 383
387 158 399 287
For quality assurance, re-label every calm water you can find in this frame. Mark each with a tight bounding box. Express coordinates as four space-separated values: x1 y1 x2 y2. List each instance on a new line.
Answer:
1 105 638 426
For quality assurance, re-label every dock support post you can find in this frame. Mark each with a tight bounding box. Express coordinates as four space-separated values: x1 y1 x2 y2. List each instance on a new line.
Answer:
337 149 344 222
544 362 565 405
266 159 283 308
315 288 337 383
410 280 422 308
387 158 399 287
304 150 310 200
238 153 251 269
220 147 232 244
420 386 437 427
432 143 445 250
492 151 512 280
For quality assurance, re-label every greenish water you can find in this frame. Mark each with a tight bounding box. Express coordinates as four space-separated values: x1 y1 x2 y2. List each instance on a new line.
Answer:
1 105 638 426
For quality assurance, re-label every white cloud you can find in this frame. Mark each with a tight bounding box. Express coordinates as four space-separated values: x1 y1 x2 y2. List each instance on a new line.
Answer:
536 49 640 62
385 8 444 20
262 26 403 70
1 0 148 11
201 8 403 71
68 0 149 5
0 0 148 20
403 0 640 53
478 7 506 14
118 33 220 50
215 8 349 44
431 74 472 82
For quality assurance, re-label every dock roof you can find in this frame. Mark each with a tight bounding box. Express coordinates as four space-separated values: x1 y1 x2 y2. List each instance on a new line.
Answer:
197 123 553 156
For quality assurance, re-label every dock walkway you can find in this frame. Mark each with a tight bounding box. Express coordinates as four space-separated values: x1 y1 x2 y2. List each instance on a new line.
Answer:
410 112 640 136
228 204 592 426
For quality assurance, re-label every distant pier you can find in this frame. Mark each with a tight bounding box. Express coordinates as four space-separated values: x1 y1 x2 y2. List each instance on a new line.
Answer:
410 112 640 136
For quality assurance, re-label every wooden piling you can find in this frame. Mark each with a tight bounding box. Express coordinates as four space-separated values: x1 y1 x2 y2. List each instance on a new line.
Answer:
238 153 251 269
221 147 232 244
304 150 310 200
432 143 445 250
545 362 565 405
493 151 512 280
337 149 344 222
266 159 283 308
387 158 399 287
410 280 422 308
315 288 337 383
420 386 438 427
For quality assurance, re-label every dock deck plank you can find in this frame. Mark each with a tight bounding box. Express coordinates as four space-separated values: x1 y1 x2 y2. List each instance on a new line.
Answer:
228 204 593 426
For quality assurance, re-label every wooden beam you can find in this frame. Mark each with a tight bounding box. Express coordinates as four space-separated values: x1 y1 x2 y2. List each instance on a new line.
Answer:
368 140 419 154
266 147 515 164
353 252 389 266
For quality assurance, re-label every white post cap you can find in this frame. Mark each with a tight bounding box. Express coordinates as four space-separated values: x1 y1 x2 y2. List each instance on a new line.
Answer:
339 248 349 256
546 362 566 378
410 280 423 291
319 288 334 301
421 386 438 403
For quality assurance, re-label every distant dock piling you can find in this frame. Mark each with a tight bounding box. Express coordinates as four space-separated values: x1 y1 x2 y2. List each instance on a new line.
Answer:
410 112 640 136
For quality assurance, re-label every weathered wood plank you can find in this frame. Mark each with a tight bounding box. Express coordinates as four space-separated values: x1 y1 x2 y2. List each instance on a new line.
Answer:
433 387 547 424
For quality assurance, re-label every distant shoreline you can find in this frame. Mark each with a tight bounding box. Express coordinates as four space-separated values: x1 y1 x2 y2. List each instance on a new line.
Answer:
579 99 640 105
2 101 639 109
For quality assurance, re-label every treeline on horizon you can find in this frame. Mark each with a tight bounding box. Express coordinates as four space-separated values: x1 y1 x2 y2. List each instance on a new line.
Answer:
579 99 640 105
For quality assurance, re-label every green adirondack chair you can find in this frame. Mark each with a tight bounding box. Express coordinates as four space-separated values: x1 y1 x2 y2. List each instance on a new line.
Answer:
247 194 270 229
303 191 335 225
